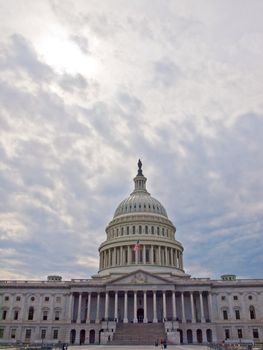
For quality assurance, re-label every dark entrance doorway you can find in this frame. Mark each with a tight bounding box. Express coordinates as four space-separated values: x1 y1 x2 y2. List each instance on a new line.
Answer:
197 329 203 343
80 330 85 345
137 308 144 323
70 329 76 344
89 329 95 344
177 329 183 344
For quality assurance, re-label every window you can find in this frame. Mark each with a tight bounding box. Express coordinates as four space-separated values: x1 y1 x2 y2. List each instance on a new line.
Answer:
16 296 21 301
127 226 129 235
10 328 16 339
253 329 259 339
45 296 49 302
2 310 7 320
55 311 60 321
0 328 4 338
43 310 48 321
223 310 228 320
250 306 256 320
4 296 9 301
157 227 160 235
221 296 226 301
25 329 31 340
139 226 142 234
121 227 124 235
233 295 238 300
28 307 34 320
53 329 58 339
248 295 253 300
235 310 240 320
237 329 243 339
14 310 19 320
31 296 35 301
225 329 230 339
56 296 61 303
145 226 148 234
151 226 154 234
41 329 46 339
132 226 135 234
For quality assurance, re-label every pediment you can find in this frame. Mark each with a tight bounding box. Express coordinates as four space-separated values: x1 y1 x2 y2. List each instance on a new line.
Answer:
109 269 172 285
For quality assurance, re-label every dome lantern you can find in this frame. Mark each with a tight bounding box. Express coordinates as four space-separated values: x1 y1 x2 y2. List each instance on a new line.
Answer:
132 159 149 194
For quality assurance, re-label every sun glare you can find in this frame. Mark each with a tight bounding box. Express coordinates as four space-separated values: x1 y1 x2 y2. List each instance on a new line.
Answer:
36 35 98 76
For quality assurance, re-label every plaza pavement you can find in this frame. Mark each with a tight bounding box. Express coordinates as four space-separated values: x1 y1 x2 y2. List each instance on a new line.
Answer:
67 346 210 350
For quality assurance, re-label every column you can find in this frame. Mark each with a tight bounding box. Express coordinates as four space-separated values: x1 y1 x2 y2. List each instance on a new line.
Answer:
114 291 118 321
107 249 110 267
67 294 73 321
151 245 154 264
165 247 168 265
37 294 43 321
103 251 106 268
190 292 196 323
181 292 186 322
228 293 234 320
170 249 173 266
124 291 128 323
199 292 205 323
179 252 183 269
143 245 146 264
153 291 157 323
128 246 131 264
175 250 178 268
135 249 138 264
162 291 167 321
133 291 137 323
77 293 82 323
143 291 148 323
172 291 176 320
7 294 15 321
20 294 26 321
96 293 100 323
49 294 55 321
86 293 91 323
158 246 161 265
105 292 109 320
208 292 213 322
113 247 116 266
120 246 123 265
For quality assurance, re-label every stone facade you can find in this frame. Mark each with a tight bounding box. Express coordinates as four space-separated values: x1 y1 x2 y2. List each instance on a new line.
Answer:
0 162 263 344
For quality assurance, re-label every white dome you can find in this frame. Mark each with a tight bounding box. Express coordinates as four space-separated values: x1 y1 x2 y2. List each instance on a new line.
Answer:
114 193 168 218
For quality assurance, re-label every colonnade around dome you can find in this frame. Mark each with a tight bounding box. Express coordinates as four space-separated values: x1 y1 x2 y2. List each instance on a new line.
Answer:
99 243 183 270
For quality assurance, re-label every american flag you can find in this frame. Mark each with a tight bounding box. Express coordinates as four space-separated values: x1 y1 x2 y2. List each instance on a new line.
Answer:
133 240 140 251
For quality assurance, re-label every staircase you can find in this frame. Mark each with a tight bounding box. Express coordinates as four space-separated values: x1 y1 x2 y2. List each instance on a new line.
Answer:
111 322 166 345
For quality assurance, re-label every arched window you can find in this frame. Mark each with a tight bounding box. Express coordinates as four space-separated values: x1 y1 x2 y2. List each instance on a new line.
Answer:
250 306 256 319
157 227 160 235
121 227 124 235
145 226 148 234
139 226 142 234
127 226 129 235
132 226 135 234
151 226 154 234
28 306 34 320
162 228 164 236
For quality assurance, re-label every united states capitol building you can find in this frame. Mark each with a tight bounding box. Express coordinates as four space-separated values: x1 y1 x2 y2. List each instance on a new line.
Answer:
1 161 263 345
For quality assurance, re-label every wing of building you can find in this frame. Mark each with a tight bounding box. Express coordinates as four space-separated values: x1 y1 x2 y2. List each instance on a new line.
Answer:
0 161 262 345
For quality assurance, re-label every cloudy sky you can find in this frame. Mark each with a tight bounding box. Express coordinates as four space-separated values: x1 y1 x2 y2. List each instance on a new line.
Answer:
0 0 263 281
